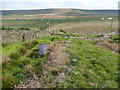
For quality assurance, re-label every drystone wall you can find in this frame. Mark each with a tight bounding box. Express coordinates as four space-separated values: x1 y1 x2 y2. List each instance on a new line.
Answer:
1 30 50 43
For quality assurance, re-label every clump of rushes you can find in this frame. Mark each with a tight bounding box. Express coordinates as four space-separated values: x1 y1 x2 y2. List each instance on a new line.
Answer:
10 52 20 60
2 43 10 47
24 40 39 49
22 58 31 66
25 41 31 49
20 47 28 55
29 51 39 58
2 73 20 88
2 60 11 69
31 40 39 47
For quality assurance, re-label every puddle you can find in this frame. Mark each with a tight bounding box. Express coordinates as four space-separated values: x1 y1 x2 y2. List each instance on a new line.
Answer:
38 44 48 56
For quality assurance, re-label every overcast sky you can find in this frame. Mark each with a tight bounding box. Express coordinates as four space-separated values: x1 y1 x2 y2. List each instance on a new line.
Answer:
1 0 119 10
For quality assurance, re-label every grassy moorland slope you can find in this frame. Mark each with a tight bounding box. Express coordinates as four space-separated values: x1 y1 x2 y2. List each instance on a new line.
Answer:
2 18 118 33
46 20 118 34
1 9 118 34
1 8 119 88
2 35 119 88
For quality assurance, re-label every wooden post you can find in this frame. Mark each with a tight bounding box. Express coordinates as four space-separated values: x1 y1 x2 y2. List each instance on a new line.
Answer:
111 19 113 31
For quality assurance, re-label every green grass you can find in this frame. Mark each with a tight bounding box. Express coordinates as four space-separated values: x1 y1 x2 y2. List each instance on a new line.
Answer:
2 36 61 88
2 42 24 56
110 34 120 43
2 19 47 30
59 39 118 88
2 35 119 88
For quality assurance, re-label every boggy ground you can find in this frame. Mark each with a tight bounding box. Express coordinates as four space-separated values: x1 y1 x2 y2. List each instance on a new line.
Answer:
16 41 71 88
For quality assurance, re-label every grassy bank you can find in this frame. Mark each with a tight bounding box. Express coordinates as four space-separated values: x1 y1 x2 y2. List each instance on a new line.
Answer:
59 39 118 88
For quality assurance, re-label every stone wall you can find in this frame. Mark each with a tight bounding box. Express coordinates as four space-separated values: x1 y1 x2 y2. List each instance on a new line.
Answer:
1 30 50 43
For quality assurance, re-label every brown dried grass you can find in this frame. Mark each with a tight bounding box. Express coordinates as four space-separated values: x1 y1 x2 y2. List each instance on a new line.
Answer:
95 39 119 53
44 41 70 71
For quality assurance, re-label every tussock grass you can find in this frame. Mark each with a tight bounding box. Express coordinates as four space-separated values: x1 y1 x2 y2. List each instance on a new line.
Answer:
2 43 10 47
20 47 28 55
9 52 20 60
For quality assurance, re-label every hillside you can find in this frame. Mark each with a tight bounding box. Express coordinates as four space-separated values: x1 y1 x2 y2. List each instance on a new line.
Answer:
1 8 118 38
2 35 119 88
1 8 119 88
1 9 118 19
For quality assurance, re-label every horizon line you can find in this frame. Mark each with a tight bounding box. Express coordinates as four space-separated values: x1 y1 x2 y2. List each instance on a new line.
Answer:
1 8 118 11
